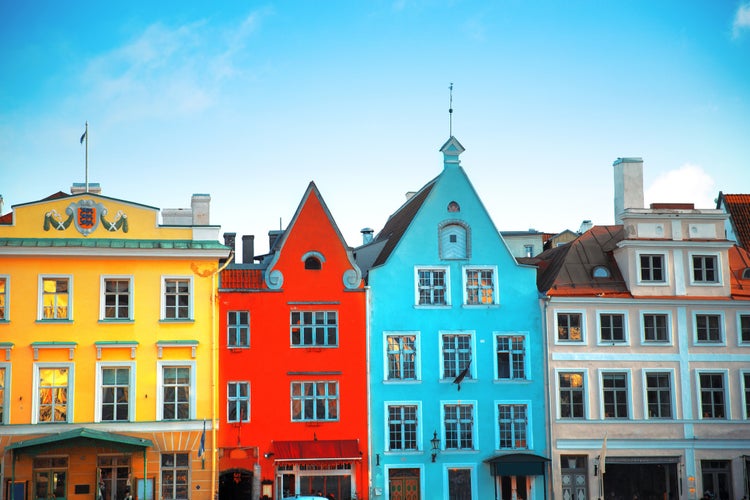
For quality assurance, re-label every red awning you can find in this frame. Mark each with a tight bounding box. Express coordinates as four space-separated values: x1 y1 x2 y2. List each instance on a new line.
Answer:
272 439 361 461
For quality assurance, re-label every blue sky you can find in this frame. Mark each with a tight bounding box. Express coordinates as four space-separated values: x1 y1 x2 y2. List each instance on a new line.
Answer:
2 1 749 252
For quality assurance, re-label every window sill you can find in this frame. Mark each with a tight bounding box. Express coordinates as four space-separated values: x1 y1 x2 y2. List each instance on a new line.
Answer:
462 304 499 309
414 304 451 309
99 319 134 324
228 346 250 352
36 319 73 324
494 378 530 384
383 379 421 384
159 319 195 324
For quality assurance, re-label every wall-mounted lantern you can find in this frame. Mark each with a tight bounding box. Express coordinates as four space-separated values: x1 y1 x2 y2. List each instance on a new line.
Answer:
430 430 441 462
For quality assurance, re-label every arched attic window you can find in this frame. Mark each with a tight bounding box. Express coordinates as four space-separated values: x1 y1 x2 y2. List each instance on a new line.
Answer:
592 266 611 278
302 251 325 270
742 268 750 280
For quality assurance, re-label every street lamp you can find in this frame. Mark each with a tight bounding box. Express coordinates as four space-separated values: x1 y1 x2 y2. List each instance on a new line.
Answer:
430 430 440 462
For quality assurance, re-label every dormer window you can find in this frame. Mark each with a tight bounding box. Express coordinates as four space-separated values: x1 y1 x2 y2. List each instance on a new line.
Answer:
301 251 325 270
592 266 610 279
439 222 469 259
742 268 750 280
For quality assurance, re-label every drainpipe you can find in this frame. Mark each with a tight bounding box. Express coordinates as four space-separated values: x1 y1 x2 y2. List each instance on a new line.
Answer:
542 293 553 500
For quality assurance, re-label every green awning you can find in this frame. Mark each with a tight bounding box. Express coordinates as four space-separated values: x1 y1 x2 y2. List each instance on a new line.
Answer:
485 453 550 476
6 427 153 456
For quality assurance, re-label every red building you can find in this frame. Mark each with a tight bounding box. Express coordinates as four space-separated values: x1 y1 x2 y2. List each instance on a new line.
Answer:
217 182 369 500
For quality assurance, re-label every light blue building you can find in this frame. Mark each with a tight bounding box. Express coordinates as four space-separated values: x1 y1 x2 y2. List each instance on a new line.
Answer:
356 137 549 500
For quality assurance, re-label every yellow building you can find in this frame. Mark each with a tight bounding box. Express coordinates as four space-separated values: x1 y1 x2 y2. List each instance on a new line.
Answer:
0 185 229 500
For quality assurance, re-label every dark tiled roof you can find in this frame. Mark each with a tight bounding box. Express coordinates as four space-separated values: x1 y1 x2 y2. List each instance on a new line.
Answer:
529 225 630 297
370 179 437 268
718 193 750 249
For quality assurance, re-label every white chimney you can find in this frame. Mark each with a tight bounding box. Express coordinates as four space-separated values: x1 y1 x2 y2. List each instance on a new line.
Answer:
191 194 210 225
361 227 374 244
613 157 644 224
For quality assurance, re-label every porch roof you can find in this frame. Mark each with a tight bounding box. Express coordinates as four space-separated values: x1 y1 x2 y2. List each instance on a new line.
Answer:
5 427 153 455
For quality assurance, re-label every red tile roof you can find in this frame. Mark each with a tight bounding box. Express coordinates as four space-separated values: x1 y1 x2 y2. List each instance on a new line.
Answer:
718 193 750 249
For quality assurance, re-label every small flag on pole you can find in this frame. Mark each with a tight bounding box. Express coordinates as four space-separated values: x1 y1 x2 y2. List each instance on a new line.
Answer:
600 432 608 475
198 419 206 458
453 361 471 391
80 129 87 144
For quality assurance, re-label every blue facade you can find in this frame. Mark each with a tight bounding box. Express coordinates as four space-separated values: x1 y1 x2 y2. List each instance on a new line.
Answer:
360 137 548 500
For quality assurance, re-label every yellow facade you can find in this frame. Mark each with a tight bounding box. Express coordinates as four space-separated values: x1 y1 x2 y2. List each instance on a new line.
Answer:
0 191 228 500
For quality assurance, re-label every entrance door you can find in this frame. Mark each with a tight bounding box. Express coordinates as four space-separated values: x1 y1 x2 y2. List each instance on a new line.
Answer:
33 457 68 500
389 468 420 500
701 460 732 500
499 476 528 500
98 456 131 500
219 469 253 500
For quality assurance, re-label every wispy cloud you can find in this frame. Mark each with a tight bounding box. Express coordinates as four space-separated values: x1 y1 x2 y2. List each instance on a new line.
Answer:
733 3 750 39
645 164 717 209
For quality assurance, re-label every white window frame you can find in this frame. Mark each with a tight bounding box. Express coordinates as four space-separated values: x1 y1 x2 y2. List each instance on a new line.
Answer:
95 361 136 422
161 276 193 321
439 331 475 381
642 369 676 420
640 310 672 345
495 399 532 450
32 362 75 424
696 369 729 420
554 310 586 344
0 363 10 425
462 265 499 306
636 251 668 285
38 275 73 321
693 311 725 345
443 465 477 500
737 312 750 346
494 332 528 381
556 369 588 420
414 266 451 307
688 251 722 286
597 311 629 345
156 360 196 421
740 370 750 420
384 400 422 452
100 275 134 321
599 369 631 420
0 275 9 322
440 400 478 451
227 380 251 423
383 331 421 382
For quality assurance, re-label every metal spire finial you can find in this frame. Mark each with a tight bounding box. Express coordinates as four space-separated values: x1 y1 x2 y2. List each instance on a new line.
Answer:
449 83 454 137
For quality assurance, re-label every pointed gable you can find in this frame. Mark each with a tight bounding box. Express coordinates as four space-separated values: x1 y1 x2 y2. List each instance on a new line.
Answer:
718 192 750 249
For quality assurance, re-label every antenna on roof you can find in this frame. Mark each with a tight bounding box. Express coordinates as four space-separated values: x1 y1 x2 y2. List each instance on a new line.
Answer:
448 83 454 138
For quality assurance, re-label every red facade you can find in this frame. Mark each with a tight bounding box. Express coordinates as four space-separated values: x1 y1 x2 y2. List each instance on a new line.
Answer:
217 183 368 500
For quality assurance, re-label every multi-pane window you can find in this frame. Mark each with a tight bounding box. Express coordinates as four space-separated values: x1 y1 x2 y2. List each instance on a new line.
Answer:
465 268 495 305
227 311 250 348
386 335 417 380
646 372 672 419
699 373 726 419
602 372 629 419
101 367 130 421
290 311 338 347
387 404 418 451
448 469 473 500
600 314 626 343
557 313 583 342
103 278 131 319
38 367 69 423
227 382 250 422
444 404 474 450
0 277 7 320
442 334 472 379
559 372 585 419
692 255 718 283
643 313 669 342
739 315 750 344
161 453 189 500
0 367 5 424
291 381 338 421
41 277 70 319
163 278 190 319
640 254 665 282
496 335 525 380
417 269 447 305
498 404 528 449
696 314 722 343
743 373 750 419
162 366 190 420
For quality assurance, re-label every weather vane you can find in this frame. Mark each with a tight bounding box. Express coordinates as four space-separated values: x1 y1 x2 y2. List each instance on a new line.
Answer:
449 83 454 137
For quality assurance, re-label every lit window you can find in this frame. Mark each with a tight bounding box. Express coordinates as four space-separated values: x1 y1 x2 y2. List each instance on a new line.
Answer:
291 381 338 421
386 334 417 380
37 366 71 423
40 276 71 320
557 313 583 342
0 277 7 321
559 372 585 419
464 267 496 305
387 404 418 450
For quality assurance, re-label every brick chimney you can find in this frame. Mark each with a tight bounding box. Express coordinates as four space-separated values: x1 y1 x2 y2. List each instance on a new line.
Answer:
242 235 255 263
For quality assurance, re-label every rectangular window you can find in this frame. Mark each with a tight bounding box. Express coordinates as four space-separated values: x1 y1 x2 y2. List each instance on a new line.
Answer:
0 367 5 424
557 313 583 342
646 372 672 419
498 404 528 449
102 278 132 320
496 335 525 380
38 366 70 423
699 373 726 419
740 314 750 344
387 335 417 380
291 381 338 421
101 367 130 422
290 311 338 347
696 314 722 343
643 313 669 342
417 268 447 305
444 404 474 450
161 453 189 500
602 372 629 419
227 311 250 348
692 255 718 283
448 469 473 500
465 268 495 305
640 254 665 282
387 404 418 450
600 313 626 343
163 278 191 319
0 277 7 320
442 333 472 379
559 372 585 419
162 366 191 420
227 382 250 422
743 373 750 419
41 276 70 320
524 245 534 258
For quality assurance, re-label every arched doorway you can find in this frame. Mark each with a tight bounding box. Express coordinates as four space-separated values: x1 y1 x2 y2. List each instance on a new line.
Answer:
219 469 253 500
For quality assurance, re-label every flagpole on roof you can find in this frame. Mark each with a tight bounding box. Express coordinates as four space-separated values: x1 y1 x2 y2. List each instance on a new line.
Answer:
80 122 89 192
